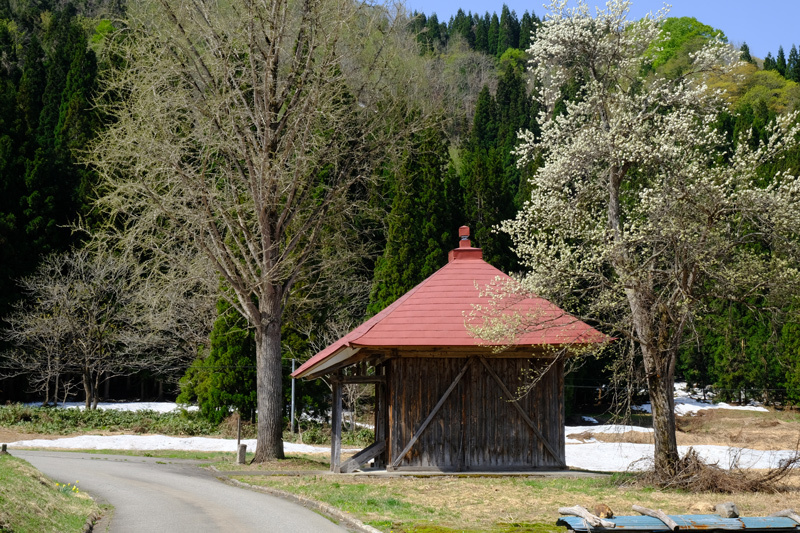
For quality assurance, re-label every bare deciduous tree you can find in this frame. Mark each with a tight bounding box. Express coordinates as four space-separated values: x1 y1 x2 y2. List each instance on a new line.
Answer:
1 247 211 408
89 0 426 460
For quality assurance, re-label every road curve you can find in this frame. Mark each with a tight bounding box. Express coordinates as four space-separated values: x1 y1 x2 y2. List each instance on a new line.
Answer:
14 450 349 533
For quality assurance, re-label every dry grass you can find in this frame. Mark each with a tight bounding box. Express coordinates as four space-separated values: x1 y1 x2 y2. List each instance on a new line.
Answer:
239 472 800 532
570 409 800 493
229 407 800 531
580 409 800 450
632 448 800 493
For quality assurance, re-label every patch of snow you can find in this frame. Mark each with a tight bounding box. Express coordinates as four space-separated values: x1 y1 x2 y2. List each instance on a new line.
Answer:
7 433 794 472
25 401 197 413
7 434 356 454
9 397 785 472
566 441 797 472
632 382 768 415
581 416 598 424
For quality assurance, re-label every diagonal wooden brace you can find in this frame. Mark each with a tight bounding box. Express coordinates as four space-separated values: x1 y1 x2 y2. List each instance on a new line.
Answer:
479 356 565 468
340 441 386 473
391 358 472 468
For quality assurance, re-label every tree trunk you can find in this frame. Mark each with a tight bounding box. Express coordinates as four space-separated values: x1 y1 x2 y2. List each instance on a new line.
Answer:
83 372 92 409
626 283 680 478
645 355 679 477
252 308 285 462
92 373 100 410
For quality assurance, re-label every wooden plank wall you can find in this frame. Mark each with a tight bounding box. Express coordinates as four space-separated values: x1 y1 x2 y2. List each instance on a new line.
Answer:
388 356 564 470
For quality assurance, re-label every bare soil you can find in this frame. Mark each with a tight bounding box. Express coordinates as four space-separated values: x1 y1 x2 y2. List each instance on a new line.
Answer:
568 408 800 451
0 428 64 444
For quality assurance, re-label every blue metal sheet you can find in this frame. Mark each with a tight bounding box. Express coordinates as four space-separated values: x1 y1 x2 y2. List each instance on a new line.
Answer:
557 515 800 532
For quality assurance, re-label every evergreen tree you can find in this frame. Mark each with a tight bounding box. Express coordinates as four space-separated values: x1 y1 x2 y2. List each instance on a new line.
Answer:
487 12 500 56
474 13 488 53
776 45 787 77
368 123 454 314
423 13 443 53
497 5 519 57
519 11 538 50
178 300 258 424
739 42 755 64
460 86 515 270
0 4 100 316
787 45 800 82
763 52 776 71
495 62 538 205
451 9 474 48
782 312 800 405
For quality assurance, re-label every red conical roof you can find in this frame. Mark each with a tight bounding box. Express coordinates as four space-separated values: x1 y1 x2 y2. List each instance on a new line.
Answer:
292 228 606 378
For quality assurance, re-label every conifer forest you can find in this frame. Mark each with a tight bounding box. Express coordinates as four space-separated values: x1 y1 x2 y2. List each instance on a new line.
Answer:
1 0 800 465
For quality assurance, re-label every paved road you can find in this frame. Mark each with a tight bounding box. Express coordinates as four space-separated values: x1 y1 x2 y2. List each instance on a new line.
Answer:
14 450 349 533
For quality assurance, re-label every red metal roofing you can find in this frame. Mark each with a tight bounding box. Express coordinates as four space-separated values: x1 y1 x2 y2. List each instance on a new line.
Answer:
293 236 607 378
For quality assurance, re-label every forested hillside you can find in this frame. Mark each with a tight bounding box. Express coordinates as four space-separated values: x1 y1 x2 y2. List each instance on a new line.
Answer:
0 0 799 429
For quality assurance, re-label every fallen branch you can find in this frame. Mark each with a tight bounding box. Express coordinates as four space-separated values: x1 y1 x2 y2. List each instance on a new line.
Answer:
769 509 800 524
559 505 616 528
632 504 680 531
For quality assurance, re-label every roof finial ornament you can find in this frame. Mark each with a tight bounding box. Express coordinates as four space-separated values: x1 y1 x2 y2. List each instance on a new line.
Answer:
458 226 471 248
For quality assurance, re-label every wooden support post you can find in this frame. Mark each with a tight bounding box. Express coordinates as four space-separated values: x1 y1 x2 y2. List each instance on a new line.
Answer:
373 372 386 469
478 356 566 468
331 374 343 473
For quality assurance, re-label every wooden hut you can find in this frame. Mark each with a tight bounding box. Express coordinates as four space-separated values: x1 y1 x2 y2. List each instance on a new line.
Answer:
292 227 606 472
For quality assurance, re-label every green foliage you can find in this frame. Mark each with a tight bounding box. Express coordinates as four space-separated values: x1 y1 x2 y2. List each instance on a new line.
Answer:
0 454 99 533
647 17 726 77
498 48 527 74
367 122 455 315
740 42 755 64
685 300 784 404
0 404 217 435
178 300 257 424
735 69 800 114
458 63 538 271
0 2 101 317
782 316 800 404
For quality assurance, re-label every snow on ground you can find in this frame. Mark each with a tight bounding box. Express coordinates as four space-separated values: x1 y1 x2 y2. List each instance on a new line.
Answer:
24 401 197 413
6 434 353 454
8 430 795 472
634 382 769 415
565 441 797 472
7 383 790 472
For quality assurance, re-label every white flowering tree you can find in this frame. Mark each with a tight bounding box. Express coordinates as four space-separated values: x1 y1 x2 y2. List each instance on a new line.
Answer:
505 0 800 477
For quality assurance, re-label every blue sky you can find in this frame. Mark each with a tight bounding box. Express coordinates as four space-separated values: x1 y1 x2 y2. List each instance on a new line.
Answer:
402 0 800 60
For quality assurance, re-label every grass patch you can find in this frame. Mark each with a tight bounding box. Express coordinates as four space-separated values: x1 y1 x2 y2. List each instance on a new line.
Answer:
234 473 800 532
0 453 99 533
0 404 217 436
215 453 331 471
38 448 251 462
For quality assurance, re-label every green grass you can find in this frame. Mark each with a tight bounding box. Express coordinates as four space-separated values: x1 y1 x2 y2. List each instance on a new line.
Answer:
0 403 217 436
234 472 799 533
237 475 462 531
0 453 99 533
35 448 250 462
